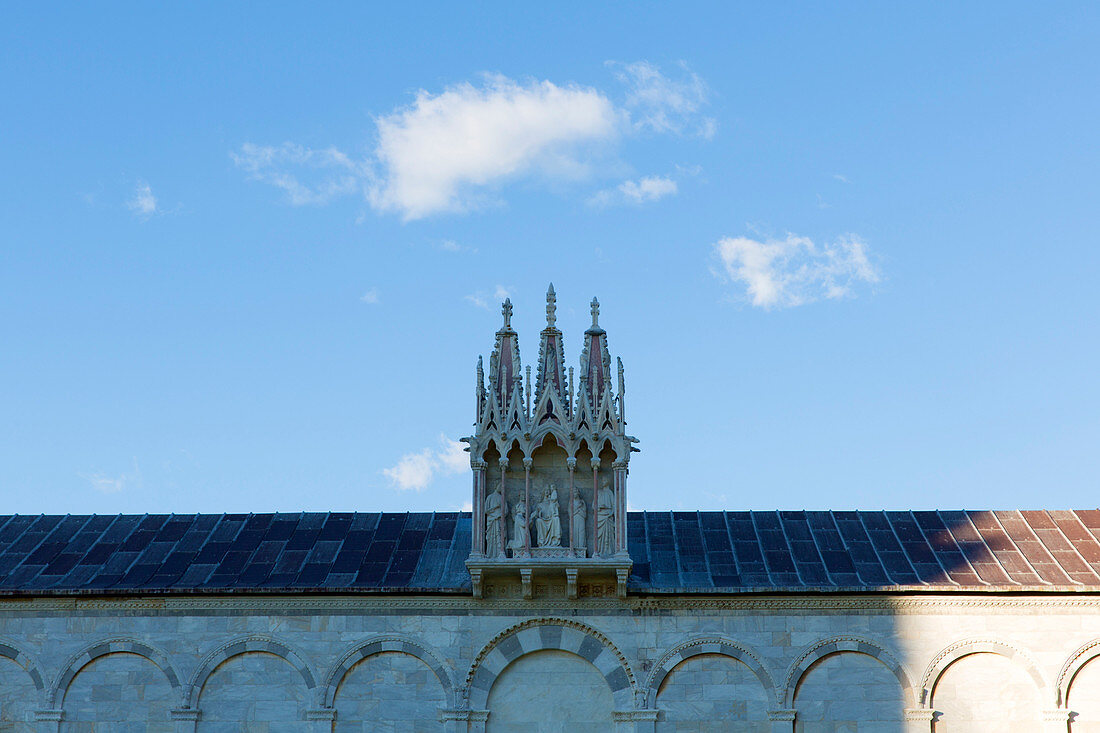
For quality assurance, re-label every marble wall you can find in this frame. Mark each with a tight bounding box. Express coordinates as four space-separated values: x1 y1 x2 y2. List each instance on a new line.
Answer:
0 594 1098 732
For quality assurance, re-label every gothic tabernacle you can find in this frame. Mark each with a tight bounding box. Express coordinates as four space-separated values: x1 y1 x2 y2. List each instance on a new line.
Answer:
465 285 635 599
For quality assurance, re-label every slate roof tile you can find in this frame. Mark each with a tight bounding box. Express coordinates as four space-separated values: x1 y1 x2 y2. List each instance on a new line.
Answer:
1 511 1099 595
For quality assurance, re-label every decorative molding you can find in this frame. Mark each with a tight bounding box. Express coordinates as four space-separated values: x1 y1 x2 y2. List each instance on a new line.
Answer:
463 617 636 709
0 634 46 701
1056 637 1100 706
318 634 455 708
919 638 1046 708
184 634 317 709
781 635 916 708
767 709 797 721
9 593 1100 616
169 708 200 721
643 635 774 709
46 636 181 708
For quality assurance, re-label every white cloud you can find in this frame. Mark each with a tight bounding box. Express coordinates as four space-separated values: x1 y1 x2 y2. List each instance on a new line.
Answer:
127 181 158 218
439 239 461 252
714 233 880 309
833 173 851 183
610 60 715 138
465 284 512 310
81 459 141 494
590 175 678 207
235 63 715 220
436 436 469 474
383 434 469 491
232 142 367 206
368 75 620 220
360 288 380 304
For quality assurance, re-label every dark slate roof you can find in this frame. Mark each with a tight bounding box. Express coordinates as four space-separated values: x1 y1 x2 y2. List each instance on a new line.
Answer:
3 511 1100 595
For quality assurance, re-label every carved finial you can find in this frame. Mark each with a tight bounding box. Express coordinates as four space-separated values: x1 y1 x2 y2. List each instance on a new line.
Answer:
590 297 600 328
545 283 557 327
501 298 513 329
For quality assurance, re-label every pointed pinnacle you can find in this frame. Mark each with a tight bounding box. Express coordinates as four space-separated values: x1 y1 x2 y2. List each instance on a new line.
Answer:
546 283 557 327
590 297 600 328
501 298 513 328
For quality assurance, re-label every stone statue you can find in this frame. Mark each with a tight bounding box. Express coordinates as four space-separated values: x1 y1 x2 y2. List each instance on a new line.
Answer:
596 479 615 555
484 482 503 557
571 493 586 551
535 484 562 547
508 500 527 554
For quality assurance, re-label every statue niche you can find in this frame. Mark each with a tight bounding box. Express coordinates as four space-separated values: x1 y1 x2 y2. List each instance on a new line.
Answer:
484 482 504 557
535 484 563 548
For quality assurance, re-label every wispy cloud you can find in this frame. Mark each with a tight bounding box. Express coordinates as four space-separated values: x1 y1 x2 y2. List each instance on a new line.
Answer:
232 142 367 206
833 173 851 183
127 181 159 218
80 459 142 494
713 233 880 309
609 60 715 138
465 284 512 310
235 62 713 220
590 175 678 207
360 288 380 304
383 434 468 491
436 239 477 254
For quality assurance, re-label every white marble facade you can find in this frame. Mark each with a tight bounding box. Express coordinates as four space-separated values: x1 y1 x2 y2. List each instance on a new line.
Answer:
1 594 1099 731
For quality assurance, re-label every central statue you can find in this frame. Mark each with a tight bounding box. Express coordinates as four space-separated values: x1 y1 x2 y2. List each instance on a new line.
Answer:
535 484 563 547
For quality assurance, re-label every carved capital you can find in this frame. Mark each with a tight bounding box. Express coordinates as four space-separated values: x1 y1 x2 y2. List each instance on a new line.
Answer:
590 457 601 470
522 457 533 470
471 460 488 470
566 457 577 470
169 709 201 721
767 709 797 721
34 710 64 722
305 709 336 721
498 457 509 471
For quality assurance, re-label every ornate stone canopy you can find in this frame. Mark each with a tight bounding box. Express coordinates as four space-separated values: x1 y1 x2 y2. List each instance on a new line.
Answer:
463 286 637 598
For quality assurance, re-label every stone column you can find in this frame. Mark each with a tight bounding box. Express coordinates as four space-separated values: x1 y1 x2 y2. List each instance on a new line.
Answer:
32 710 62 733
470 460 487 556
613 709 659 732
903 708 934 732
613 460 628 555
591 456 601 553
306 708 335 732
567 457 577 554
1041 709 1070 732
498 457 509 557
766 709 796 733
523 457 533 553
465 710 490 732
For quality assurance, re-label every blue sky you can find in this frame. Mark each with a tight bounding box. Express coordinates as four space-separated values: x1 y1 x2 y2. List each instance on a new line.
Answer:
2 3 1099 514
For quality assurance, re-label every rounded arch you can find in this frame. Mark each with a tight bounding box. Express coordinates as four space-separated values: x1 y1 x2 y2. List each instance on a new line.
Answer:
319 634 455 708
783 635 915 708
47 637 181 708
464 618 636 710
184 634 317 709
644 636 774 708
0 636 47 704
920 638 1046 708
1057 638 1100 707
